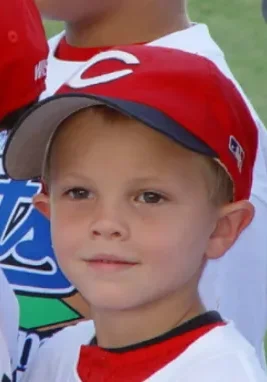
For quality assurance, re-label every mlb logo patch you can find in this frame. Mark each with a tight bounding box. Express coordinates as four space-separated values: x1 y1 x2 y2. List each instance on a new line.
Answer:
229 135 245 172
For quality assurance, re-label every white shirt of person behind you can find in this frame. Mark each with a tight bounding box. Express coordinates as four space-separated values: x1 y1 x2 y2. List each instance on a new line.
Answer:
0 267 19 381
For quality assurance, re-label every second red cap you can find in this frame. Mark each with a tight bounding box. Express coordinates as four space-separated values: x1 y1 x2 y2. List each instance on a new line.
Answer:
0 0 49 121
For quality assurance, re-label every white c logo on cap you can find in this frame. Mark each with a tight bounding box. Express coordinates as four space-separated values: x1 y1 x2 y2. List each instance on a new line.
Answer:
67 50 140 89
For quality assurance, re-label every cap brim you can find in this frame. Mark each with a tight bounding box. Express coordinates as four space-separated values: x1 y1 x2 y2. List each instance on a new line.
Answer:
4 93 217 180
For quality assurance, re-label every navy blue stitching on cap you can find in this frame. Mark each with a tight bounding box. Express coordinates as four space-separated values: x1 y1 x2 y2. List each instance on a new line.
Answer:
96 96 218 158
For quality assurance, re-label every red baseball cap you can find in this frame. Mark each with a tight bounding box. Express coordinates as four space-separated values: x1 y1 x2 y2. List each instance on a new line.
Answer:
3 45 258 201
0 0 48 121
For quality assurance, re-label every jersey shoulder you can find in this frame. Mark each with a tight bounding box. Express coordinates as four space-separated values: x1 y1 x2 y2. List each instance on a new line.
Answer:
148 323 267 382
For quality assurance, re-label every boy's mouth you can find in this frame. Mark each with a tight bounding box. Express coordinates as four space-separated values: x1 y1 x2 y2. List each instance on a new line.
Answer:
86 253 139 271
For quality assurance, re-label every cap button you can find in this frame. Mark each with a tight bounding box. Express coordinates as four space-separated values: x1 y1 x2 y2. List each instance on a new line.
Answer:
8 30 18 44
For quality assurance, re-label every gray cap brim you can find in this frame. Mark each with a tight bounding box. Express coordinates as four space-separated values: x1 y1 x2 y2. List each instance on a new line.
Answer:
4 95 104 180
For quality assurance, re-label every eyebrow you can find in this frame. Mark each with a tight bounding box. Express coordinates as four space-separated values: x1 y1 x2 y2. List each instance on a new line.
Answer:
126 176 166 184
52 173 168 184
50 172 92 183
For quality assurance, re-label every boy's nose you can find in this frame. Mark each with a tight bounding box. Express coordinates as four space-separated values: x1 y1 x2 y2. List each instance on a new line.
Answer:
90 219 129 241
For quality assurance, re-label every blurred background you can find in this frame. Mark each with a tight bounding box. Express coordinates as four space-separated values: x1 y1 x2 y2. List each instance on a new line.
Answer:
44 0 267 125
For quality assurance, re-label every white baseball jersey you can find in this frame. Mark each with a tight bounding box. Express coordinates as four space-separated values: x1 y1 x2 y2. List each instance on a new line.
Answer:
19 320 266 381
0 268 19 378
43 23 267 368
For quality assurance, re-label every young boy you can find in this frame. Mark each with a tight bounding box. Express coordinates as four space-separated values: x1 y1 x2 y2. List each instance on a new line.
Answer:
0 0 48 378
3 45 266 381
32 0 267 367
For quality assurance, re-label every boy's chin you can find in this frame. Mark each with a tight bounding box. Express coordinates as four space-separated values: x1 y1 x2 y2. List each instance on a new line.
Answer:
81 286 152 313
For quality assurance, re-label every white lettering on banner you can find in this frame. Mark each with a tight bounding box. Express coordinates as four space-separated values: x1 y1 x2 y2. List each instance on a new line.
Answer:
68 50 140 89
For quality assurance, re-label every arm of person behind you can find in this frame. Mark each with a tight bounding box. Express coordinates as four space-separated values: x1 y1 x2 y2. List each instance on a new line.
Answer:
0 269 19 378
0 329 12 381
20 320 95 382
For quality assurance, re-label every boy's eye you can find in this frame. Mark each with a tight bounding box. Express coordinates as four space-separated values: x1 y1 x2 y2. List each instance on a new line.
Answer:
137 192 164 204
65 188 91 200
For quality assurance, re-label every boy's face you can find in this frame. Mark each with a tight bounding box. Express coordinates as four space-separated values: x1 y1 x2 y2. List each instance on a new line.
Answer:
35 0 121 22
34 108 252 313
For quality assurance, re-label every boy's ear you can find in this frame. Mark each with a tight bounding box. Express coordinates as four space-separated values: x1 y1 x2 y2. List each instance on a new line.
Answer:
206 200 254 260
33 193 51 220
